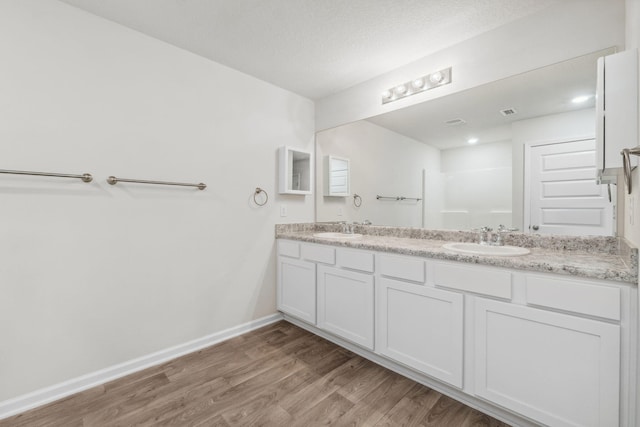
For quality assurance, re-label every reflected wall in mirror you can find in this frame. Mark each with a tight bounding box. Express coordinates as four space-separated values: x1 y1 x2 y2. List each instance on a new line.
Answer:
315 48 617 235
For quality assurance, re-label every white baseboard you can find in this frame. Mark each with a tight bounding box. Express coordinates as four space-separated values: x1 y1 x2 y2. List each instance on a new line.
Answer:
0 313 283 420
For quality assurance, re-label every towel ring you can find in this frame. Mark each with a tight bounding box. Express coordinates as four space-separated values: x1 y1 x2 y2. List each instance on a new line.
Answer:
254 187 268 206
353 193 362 207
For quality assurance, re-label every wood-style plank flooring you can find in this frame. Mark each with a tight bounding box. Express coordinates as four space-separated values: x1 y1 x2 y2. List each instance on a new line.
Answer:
1 321 510 426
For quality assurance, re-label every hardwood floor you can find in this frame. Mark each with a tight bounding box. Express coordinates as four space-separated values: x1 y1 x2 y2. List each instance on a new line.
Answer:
1 321 510 426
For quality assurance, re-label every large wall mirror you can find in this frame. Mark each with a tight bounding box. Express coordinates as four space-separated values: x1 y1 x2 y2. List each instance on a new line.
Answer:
315 48 618 236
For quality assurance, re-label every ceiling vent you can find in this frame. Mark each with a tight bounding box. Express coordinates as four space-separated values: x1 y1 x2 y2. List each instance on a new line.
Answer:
500 108 518 116
444 118 466 126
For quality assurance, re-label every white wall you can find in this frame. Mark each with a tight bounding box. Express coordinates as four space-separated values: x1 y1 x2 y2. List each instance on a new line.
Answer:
0 0 314 402
439 141 512 229
440 141 511 173
315 0 624 131
315 120 439 227
511 109 596 230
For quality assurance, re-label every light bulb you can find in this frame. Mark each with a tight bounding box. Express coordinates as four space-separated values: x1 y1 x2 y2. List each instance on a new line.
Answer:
381 90 392 99
429 71 444 84
395 84 408 95
412 78 425 89
467 138 479 144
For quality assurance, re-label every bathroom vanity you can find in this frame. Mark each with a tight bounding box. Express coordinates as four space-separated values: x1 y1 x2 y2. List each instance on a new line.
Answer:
276 223 638 427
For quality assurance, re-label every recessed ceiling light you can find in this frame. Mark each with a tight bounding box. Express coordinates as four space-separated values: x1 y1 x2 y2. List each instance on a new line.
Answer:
467 138 479 144
381 90 392 100
445 118 466 126
571 95 591 104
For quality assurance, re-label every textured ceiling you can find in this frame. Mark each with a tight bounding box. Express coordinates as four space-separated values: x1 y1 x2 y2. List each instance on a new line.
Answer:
59 0 559 99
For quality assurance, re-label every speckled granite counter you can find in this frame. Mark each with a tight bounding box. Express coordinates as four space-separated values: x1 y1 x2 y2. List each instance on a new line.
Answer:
276 223 638 284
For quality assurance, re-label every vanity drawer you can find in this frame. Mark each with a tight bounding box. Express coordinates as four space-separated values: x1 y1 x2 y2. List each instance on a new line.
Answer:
278 240 300 258
525 275 620 321
301 243 336 265
379 254 425 283
433 262 512 299
337 248 374 273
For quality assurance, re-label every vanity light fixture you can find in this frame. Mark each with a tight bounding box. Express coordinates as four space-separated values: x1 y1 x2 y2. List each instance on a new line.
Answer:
467 137 479 144
382 67 452 104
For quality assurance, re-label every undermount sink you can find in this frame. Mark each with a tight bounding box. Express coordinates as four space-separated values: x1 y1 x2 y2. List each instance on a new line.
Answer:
313 232 363 239
442 242 530 257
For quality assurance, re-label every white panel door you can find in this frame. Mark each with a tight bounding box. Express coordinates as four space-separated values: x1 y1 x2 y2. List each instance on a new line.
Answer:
377 277 464 388
277 257 316 324
474 298 620 427
527 139 614 236
317 265 374 350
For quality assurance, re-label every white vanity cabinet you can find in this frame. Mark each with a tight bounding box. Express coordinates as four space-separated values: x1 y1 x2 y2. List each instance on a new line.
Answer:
276 241 316 324
276 238 636 427
472 273 625 427
474 297 620 427
276 239 376 351
317 265 375 350
377 277 464 387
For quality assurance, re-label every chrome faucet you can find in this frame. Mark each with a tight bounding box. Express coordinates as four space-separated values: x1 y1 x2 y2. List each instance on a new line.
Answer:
493 224 518 246
493 226 506 246
477 227 492 245
475 225 518 246
338 221 356 234
476 224 518 246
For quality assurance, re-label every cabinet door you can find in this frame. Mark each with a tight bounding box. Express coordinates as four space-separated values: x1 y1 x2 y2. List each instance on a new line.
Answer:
317 265 374 350
474 298 620 427
277 256 316 324
377 277 464 388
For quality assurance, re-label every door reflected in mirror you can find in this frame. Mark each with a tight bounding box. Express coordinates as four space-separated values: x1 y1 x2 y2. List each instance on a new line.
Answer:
315 48 617 236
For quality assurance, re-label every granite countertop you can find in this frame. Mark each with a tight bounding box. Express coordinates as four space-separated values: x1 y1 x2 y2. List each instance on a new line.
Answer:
276 223 639 285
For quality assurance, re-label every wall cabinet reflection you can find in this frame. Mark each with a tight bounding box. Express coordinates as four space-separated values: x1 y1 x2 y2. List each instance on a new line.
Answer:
324 156 350 197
